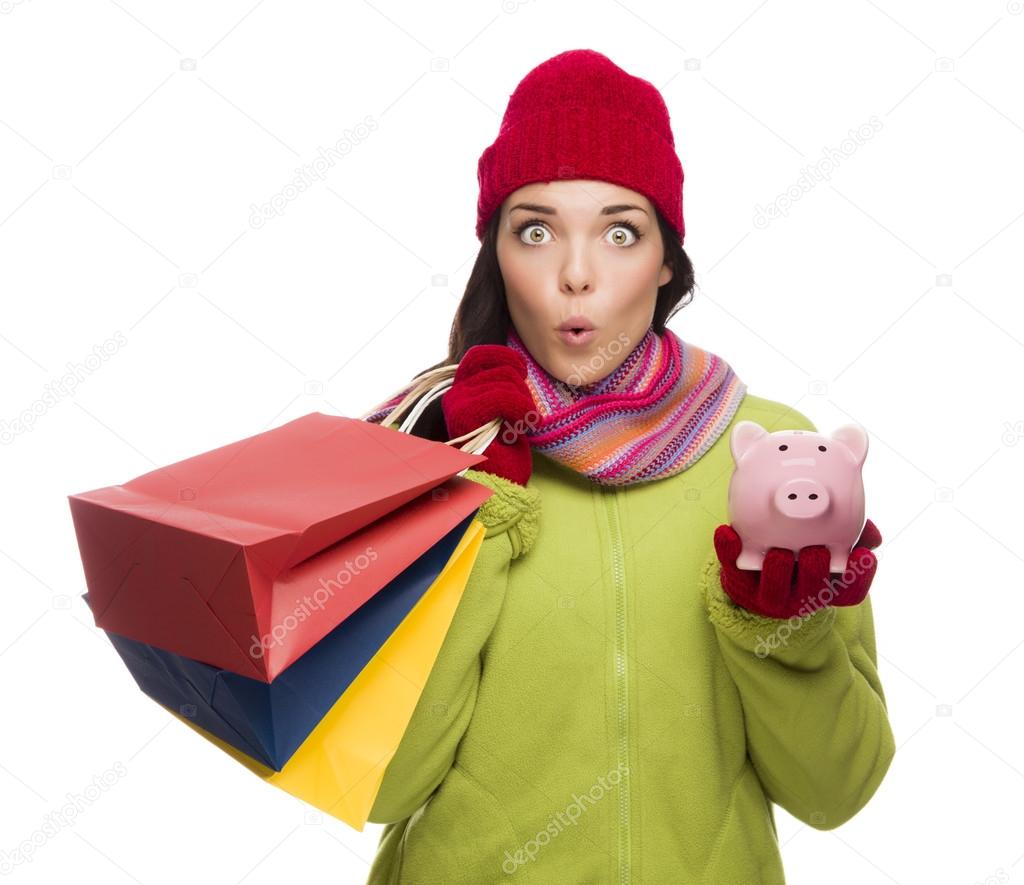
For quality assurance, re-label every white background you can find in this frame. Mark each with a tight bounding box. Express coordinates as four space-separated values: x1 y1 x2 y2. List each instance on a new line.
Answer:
2 1 1023 883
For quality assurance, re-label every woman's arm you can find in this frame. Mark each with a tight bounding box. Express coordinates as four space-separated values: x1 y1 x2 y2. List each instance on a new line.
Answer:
702 559 894 829
367 467 541 823
701 407 895 830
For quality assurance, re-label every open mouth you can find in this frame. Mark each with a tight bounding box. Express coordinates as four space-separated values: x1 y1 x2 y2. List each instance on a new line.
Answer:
557 327 597 346
557 316 595 331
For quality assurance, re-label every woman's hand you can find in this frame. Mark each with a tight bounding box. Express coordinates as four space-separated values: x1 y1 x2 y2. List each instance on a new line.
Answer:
712 519 882 619
441 344 535 486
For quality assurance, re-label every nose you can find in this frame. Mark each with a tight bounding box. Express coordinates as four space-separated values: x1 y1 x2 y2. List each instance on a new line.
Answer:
562 276 591 295
561 245 593 295
773 478 830 520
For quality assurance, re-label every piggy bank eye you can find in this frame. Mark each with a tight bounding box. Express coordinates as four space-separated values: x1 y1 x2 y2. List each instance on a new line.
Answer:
818 445 827 452
778 444 788 451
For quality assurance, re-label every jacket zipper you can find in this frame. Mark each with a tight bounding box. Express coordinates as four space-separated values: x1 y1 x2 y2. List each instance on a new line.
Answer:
605 490 631 884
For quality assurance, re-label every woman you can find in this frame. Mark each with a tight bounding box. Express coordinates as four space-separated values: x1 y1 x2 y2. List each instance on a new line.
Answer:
361 49 894 884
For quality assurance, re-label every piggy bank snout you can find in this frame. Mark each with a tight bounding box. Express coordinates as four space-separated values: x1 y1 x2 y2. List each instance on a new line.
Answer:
772 478 830 519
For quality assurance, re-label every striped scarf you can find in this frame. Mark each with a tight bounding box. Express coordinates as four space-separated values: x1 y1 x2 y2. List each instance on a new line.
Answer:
505 324 746 486
362 324 746 487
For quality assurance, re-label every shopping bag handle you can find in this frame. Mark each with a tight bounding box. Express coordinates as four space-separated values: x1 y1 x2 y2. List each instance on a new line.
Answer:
358 365 501 458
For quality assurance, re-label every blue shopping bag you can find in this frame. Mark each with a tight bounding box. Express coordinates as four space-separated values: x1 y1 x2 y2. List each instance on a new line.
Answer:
94 510 476 770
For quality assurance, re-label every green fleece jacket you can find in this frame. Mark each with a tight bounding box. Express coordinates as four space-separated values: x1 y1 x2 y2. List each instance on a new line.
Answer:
365 393 895 884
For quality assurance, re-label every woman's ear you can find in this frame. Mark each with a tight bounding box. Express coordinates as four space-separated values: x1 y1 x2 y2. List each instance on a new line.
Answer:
659 262 673 286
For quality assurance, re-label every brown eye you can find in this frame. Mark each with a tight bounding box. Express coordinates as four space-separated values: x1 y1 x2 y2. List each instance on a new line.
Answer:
778 444 788 451
818 445 827 452
518 223 551 245
606 224 638 247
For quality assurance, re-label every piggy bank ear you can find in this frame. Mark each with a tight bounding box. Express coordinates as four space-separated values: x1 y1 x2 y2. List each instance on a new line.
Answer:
831 423 869 467
730 420 767 463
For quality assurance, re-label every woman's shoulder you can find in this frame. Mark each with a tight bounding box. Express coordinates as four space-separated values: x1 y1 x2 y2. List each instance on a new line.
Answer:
462 468 542 559
733 393 817 432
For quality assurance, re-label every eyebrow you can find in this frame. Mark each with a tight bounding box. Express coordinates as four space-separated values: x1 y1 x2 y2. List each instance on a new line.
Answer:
508 202 649 217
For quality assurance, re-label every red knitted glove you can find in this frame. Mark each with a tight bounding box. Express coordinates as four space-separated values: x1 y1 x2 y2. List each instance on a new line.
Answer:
441 344 535 486
712 519 882 619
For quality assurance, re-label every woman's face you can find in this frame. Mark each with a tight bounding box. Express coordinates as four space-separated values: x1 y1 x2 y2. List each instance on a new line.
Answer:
496 179 672 387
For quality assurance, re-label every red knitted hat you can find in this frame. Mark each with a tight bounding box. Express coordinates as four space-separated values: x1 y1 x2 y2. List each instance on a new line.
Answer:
475 49 685 242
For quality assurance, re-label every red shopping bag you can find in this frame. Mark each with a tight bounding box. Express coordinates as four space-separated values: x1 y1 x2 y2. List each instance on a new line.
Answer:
68 412 490 681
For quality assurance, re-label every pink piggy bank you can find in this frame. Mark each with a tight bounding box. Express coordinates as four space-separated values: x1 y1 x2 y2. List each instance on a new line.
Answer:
726 421 868 573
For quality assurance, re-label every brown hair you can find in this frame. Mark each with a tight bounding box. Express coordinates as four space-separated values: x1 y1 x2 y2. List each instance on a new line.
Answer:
399 205 695 441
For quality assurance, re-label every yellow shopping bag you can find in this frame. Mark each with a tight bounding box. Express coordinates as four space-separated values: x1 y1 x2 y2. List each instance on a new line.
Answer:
171 516 485 830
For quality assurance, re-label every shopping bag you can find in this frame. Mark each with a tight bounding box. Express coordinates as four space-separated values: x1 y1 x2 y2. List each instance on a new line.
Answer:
95 510 476 770
68 412 489 680
170 515 486 830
